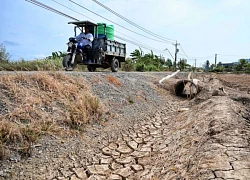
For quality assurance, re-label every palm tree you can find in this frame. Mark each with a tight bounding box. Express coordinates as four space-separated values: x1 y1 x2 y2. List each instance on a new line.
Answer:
130 48 143 62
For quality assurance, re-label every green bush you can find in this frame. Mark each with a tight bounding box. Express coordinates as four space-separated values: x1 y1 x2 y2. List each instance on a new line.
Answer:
135 63 145 72
121 58 135 71
212 67 224 73
145 65 159 72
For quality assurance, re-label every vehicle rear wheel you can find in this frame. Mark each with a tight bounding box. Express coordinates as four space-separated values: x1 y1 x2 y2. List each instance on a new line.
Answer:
111 58 119 72
63 54 76 71
87 65 96 72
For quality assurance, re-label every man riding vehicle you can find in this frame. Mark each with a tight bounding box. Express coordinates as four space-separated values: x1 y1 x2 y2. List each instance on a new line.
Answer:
75 26 93 63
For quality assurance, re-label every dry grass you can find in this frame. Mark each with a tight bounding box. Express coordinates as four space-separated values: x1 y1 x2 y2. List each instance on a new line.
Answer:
0 58 86 71
104 75 122 86
0 72 104 159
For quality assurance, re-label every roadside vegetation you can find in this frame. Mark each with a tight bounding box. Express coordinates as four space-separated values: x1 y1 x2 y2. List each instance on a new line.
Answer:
204 59 250 73
0 44 191 72
0 44 85 71
0 72 103 159
1 43 250 73
122 48 191 72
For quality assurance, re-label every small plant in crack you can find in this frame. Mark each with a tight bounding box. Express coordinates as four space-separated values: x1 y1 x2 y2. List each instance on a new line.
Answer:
128 96 134 104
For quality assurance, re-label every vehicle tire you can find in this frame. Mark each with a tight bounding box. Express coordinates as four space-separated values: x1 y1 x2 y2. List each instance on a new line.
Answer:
111 58 119 72
87 65 96 72
63 54 76 71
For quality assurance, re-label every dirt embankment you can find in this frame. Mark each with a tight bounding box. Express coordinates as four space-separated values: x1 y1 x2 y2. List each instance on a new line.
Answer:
0 72 249 180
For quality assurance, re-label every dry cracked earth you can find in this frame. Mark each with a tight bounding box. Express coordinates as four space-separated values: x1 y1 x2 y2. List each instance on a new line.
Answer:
0 72 250 180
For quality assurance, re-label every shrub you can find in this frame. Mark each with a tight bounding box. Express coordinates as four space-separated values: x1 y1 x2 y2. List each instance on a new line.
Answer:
145 65 159 72
121 58 135 71
135 63 145 72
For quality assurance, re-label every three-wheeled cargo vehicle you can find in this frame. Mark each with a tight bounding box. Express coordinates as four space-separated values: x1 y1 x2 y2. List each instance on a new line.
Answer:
63 21 126 72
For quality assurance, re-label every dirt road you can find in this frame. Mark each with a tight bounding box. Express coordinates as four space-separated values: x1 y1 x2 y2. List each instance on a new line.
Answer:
0 72 249 180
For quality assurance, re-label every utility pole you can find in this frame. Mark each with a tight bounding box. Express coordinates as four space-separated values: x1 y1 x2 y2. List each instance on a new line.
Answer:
195 58 197 71
173 41 180 70
215 54 217 67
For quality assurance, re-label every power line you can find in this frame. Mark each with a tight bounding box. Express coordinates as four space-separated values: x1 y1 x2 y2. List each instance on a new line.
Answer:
115 35 167 54
92 0 176 43
51 0 95 21
179 53 189 58
192 55 213 59
163 48 174 60
50 0 169 54
69 0 173 44
217 54 250 57
179 44 192 61
217 58 232 62
25 0 79 21
52 0 151 47
26 0 169 56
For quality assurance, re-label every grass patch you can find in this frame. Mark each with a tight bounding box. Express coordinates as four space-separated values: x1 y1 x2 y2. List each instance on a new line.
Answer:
0 58 86 71
0 72 103 159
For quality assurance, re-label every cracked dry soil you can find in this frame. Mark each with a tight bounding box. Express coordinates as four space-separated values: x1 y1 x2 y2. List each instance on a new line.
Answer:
0 72 250 180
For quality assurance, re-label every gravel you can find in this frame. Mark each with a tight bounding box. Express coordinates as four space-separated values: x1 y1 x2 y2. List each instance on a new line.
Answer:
0 72 249 180
0 72 177 179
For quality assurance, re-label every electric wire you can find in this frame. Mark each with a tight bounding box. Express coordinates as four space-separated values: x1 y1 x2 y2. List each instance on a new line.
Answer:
51 0 95 21
217 54 250 57
52 0 152 47
179 44 192 61
69 0 173 44
192 55 213 59
115 35 167 54
51 0 171 54
26 0 170 56
25 0 79 21
92 0 176 42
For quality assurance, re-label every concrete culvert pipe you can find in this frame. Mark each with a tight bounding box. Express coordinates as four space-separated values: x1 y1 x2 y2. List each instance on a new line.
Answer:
174 80 201 99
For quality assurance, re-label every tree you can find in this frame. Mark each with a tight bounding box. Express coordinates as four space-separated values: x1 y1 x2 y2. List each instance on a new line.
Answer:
210 64 216 70
247 63 250 73
0 44 10 62
236 59 248 71
213 61 224 72
46 51 67 59
217 61 222 68
130 48 143 62
165 58 173 69
130 48 166 71
177 59 189 71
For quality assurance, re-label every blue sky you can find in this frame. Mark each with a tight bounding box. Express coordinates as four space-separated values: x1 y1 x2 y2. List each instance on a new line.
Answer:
1 0 250 67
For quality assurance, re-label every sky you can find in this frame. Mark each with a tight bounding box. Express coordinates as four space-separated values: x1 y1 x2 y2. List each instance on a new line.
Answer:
0 0 250 67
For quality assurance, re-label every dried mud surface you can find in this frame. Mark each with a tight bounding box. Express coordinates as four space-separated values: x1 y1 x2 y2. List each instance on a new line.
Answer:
0 72 249 180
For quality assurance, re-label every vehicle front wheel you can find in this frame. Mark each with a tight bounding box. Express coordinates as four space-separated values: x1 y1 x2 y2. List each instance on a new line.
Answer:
63 54 76 71
87 65 96 72
111 58 119 72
